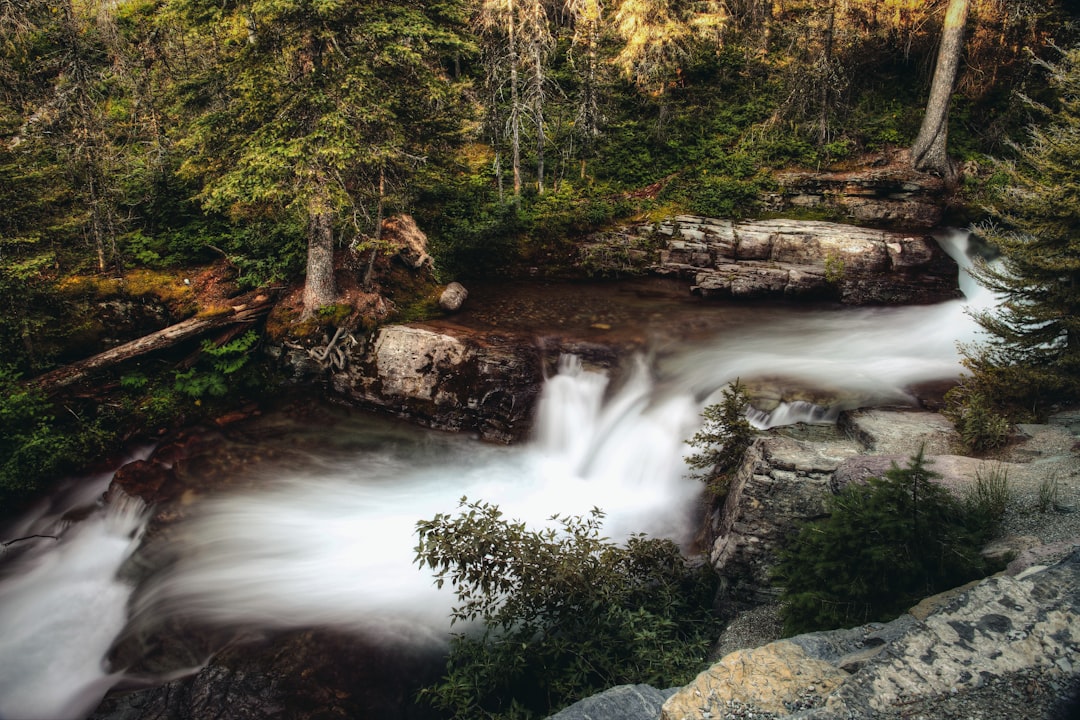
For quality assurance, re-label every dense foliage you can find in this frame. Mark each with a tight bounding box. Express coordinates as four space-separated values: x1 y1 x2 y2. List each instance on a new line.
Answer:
774 449 1000 635
955 47 1080 421
1 0 1065 336
0 366 98 508
415 499 717 719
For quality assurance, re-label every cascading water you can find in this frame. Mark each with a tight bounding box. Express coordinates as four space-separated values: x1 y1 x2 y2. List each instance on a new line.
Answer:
0 230 990 719
0 464 150 720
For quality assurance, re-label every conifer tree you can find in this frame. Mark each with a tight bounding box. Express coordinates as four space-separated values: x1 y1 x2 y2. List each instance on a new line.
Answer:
165 0 469 316
775 449 992 635
966 47 1080 412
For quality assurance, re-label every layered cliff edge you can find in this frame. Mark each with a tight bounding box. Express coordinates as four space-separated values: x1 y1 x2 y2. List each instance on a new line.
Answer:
550 409 1080 720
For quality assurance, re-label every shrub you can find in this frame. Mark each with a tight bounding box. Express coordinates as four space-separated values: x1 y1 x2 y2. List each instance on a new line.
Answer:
1037 475 1060 514
963 464 1011 540
775 449 995 635
943 381 1012 452
0 366 80 512
173 329 261 399
415 500 717 720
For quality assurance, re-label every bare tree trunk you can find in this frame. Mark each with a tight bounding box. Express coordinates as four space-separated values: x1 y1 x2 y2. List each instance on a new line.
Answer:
508 0 522 205
910 0 969 177
302 177 336 316
817 0 835 147
533 44 545 195
362 164 385 290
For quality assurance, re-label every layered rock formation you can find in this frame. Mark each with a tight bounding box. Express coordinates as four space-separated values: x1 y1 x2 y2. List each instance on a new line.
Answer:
768 156 947 230
580 216 959 305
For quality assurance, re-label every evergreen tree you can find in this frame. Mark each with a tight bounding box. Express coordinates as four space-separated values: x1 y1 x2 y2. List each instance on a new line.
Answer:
775 449 993 635
966 46 1080 413
164 0 470 316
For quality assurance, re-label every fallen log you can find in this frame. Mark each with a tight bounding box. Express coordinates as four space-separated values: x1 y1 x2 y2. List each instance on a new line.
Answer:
27 299 274 393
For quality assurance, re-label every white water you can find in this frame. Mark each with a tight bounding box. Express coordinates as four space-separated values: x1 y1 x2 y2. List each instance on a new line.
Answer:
0 230 990 719
0 467 149 720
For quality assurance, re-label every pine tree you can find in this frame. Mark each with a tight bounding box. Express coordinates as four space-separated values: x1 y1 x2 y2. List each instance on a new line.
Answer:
966 47 1080 413
775 449 992 635
165 0 470 316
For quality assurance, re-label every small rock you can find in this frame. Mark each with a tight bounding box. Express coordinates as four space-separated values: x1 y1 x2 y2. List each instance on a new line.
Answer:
438 282 468 312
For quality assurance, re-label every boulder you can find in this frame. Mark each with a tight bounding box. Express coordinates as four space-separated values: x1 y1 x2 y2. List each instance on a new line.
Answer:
438 281 468 312
580 217 959 305
330 324 543 443
547 684 676 720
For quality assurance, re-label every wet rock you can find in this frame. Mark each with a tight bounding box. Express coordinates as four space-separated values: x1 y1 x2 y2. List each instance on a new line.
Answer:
93 629 446 720
330 324 543 443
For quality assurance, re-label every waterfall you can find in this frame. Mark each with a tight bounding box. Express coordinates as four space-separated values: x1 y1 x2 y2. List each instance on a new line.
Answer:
0 230 990 719
0 489 148 720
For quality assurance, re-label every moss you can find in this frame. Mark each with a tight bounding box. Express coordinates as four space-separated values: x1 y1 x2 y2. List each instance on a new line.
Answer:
58 269 196 314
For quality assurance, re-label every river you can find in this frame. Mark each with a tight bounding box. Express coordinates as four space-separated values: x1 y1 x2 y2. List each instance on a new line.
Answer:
0 231 989 719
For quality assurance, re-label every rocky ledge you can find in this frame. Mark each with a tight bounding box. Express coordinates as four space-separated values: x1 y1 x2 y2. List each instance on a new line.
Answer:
551 408 1080 720
581 216 959 305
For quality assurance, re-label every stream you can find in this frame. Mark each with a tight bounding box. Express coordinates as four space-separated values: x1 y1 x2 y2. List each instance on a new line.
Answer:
0 231 991 720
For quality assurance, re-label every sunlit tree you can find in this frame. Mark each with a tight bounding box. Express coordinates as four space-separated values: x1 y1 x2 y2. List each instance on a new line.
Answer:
910 0 970 176
476 0 555 201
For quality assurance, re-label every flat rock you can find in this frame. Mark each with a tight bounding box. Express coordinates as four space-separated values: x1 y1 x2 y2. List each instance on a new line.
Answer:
580 217 959 305
661 640 848 718
547 684 676 720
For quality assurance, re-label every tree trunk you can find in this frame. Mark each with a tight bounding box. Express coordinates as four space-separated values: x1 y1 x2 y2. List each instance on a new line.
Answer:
508 0 522 205
910 0 969 177
302 178 337 316
533 44 545 195
362 165 385 290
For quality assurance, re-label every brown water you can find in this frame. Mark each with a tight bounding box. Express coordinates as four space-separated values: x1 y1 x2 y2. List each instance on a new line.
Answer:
424 277 838 346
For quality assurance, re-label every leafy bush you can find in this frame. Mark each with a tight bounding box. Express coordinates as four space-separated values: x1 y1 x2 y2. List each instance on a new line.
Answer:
684 380 756 496
173 329 261 399
775 449 996 635
415 499 717 720
0 366 82 512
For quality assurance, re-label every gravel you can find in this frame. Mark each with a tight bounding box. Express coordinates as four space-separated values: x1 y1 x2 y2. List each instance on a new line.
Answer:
994 419 1080 549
